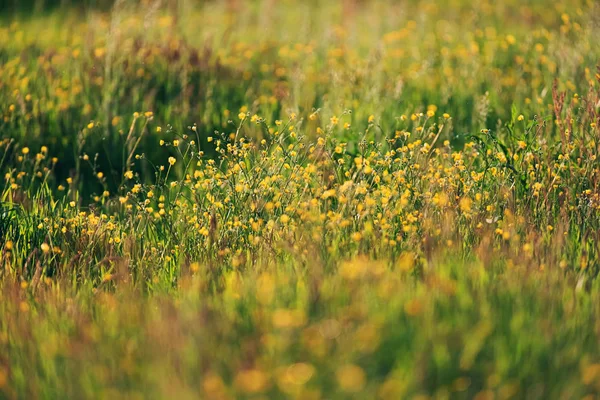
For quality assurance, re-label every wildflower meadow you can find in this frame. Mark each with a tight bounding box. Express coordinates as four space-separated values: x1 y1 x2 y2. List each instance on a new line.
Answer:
1 0 600 398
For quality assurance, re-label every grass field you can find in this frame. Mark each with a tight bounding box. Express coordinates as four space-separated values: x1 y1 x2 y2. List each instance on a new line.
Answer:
2 0 600 398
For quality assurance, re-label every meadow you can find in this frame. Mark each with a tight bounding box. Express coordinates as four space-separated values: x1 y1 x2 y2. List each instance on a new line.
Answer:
1 0 600 398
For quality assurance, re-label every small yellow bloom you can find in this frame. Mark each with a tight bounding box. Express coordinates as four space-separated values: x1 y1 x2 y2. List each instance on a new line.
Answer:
404 298 423 316
336 365 366 393
168 157 176 166
190 262 200 273
20 301 30 312
459 197 472 212
234 369 269 394
396 252 415 272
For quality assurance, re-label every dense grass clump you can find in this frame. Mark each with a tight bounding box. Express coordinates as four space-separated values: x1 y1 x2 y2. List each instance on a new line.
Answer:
1 0 600 398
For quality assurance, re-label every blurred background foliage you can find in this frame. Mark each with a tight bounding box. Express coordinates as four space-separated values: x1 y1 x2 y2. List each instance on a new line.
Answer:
1 0 598 200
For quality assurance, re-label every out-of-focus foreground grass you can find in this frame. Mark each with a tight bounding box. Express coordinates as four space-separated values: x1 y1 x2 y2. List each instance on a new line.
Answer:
1 0 600 398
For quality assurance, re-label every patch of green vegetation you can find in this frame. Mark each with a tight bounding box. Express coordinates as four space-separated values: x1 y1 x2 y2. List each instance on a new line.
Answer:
1 0 600 398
